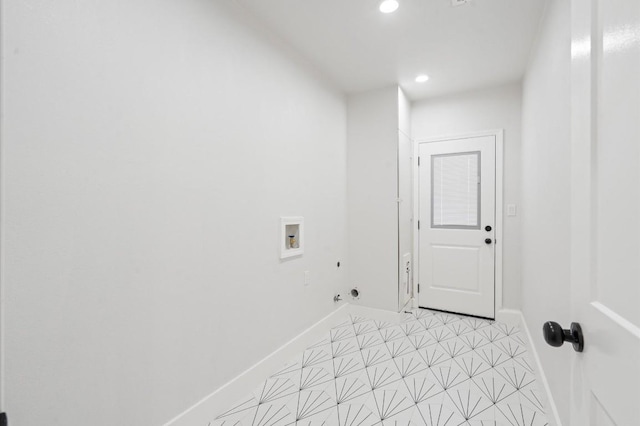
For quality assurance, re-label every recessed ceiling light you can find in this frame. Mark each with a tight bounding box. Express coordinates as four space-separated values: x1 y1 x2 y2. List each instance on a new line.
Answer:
379 0 399 14
415 74 430 83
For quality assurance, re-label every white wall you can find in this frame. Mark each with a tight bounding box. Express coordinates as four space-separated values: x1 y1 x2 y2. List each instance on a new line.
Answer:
347 87 399 311
411 82 523 310
0 1 347 425
520 1 572 425
397 88 413 309
398 88 412 136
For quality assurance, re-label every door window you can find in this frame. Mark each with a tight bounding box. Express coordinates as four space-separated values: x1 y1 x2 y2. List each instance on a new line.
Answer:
431 151 481 229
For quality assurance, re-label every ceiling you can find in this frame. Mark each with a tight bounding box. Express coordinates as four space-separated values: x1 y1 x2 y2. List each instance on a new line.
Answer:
234 0 548 100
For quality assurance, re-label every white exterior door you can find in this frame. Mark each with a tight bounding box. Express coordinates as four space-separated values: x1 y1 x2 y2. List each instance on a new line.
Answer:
570 0 640 424
418 135 496 318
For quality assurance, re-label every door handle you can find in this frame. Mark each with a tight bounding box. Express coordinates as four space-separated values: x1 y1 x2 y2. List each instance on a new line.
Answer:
484 238 492 245
542 321 584 352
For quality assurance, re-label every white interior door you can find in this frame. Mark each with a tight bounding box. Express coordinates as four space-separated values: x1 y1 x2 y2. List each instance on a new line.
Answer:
418 135 496 318
570 0 640 424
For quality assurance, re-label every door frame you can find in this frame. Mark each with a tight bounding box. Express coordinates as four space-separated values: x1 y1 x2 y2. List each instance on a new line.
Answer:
412 129 504 316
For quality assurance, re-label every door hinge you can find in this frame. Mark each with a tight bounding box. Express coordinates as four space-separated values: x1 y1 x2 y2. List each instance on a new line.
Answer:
418 157 421 166
418 220 420 230
1 412 7 426
417 283 420 293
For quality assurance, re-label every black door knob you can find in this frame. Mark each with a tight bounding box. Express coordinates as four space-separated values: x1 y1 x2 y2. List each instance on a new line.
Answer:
485 238 492 244
542 321 584 352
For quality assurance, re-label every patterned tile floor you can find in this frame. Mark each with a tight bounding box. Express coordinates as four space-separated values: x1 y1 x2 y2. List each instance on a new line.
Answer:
211 309 549 426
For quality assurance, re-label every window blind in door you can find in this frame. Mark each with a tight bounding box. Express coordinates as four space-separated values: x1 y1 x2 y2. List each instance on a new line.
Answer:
431 151 481 229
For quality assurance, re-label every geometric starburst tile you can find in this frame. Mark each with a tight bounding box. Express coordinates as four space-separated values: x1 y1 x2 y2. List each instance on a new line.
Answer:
366 362 402 390
386 339 415 359
418 317 444 331
448 322 472 337
357 332 384 350
254 378 297 404
436 313 460 326
494 323 520 338
460 333 490 351
379 327 405 343
332 319 354 330
480 328 506 344
432 366 467 391
446 387 494 422
381 404 419 425
212 308 549 426
299 368 333 390
302 348 331 368
472 374 518 404
331 340 359 359
405 376 444 404
361 347 392 368
496 403 549 426
414 309 435 320
416 402 466 426
463 317 491 331
496 340 526 360
497 366 535 391
374 320 392 331
455 355 491 379
215 396 259 420
401 322 425 337
402 312 418 323
372 389 414 421
300 408 340 425
440 340 472 359
331 327 356 343
429 327 455 344
420 345 451 368
333 355 364 378
350 315 370 325
477 347 510 369
210 420 242 426
353 322 377 337
295 390 335 421
408 333 435 351
337 404 378 426
520 387 546 412
335 377 370 404
509 334 527 346
394 354 428 378
270 362 301 379
251 403 294 426
513 356 535 373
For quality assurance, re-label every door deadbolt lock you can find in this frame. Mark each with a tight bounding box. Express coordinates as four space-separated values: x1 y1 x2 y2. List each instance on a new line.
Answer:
485 225 492 232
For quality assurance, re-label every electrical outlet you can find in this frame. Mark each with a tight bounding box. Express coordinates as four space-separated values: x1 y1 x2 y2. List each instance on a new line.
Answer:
304 271 310 286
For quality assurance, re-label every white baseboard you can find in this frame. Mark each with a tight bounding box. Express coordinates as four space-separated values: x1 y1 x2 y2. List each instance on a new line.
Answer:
163 303 351 426
495 308 522 326
512 310 563 426
163 303 413 426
